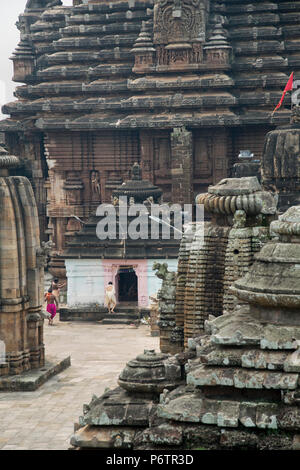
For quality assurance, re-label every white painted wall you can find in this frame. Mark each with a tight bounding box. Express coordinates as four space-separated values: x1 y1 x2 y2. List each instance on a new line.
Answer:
65 259 105 306
66 258 178 308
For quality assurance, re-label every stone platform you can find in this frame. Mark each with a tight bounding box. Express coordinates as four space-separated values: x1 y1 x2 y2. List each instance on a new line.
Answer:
59 304 150 325
0 356 71 392
59 305 106 322
101 305 140 325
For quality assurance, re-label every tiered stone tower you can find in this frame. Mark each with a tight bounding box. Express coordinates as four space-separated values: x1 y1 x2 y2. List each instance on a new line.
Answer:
71 204 300 449
150 205 300 450
0 145 70 390
159 176 277 353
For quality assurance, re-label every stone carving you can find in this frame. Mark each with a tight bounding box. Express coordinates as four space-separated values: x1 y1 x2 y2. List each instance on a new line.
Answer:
113 203 300 450
153 262 174 281
112 163 162 204
291 104 300 123
131 162 142 180
263 104 300 211
90 170 101 201
118 349 182 394
233 210 246 228
36 240 54 267
153 263 178 353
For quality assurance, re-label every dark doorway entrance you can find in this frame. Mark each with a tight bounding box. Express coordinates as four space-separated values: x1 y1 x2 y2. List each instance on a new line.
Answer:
117 267 138 303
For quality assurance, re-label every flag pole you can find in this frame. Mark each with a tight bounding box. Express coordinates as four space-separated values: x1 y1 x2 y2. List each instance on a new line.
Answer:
272 72 294 115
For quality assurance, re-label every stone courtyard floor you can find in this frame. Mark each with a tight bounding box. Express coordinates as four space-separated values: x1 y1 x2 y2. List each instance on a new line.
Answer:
0 321 158 450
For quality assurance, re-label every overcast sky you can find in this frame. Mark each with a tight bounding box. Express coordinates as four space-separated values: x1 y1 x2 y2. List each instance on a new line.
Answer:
0 1 73 118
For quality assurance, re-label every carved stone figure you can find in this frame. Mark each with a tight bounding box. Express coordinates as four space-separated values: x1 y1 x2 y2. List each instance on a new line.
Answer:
153 262 174 281
233 209 246 228
131 162 142 180
36 240 54 267
90 170 101 201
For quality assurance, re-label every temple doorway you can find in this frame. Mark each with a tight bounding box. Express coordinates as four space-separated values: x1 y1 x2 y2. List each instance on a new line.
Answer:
117 267 138 303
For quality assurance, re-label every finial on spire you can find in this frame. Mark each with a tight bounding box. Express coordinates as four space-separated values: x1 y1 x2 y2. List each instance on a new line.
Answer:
131 162 142 181
0 146 21 176
25 0 62 10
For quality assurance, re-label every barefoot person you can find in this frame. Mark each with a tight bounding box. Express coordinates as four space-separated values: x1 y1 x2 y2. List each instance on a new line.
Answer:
105 282 116 313
45 288 58 325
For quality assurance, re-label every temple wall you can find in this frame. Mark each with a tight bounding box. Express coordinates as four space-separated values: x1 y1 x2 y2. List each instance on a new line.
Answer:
36 125 272 273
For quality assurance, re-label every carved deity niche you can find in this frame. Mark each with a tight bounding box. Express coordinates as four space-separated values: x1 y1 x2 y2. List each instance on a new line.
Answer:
153 0 209 67
153 0 209 45
63 171 84 206
90 170 101 202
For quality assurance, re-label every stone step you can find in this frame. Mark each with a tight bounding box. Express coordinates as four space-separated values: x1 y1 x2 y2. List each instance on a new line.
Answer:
101 318 139 325
102 313 139 320
113 307 139 313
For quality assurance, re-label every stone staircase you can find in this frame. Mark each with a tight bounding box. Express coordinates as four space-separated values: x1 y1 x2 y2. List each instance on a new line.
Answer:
101 304 140 325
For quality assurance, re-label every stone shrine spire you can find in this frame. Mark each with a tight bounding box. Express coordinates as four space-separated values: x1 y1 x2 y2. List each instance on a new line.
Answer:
112 162 163 204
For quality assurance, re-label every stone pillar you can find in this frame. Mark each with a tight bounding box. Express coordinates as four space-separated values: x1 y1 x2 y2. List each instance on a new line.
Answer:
149 296 160 337
183 176 277 349
170 127 193 205
153 263 177 354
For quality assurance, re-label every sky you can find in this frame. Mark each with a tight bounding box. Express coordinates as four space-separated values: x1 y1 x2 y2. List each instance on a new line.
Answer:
0 0 73 118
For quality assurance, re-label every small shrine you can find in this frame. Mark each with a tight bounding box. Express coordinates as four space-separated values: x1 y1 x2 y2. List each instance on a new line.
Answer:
60 164 180 321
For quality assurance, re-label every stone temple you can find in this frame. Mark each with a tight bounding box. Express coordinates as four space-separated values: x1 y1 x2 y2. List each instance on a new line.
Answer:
1 0 299 283
70 112 300 449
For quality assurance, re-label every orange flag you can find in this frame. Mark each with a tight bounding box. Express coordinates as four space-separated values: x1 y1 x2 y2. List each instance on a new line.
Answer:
272 72 294 114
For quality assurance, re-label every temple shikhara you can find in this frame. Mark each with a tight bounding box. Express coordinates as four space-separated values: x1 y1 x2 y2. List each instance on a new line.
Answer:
2 0 300 452
1 0 297 279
